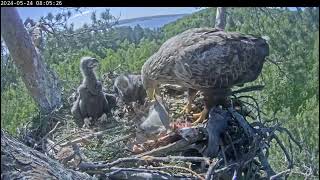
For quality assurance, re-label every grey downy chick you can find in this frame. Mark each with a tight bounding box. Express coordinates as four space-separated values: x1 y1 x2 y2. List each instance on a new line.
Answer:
71 57 110 127
113 74 147 105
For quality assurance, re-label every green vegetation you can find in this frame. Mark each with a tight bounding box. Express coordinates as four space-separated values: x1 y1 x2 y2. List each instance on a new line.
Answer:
1 7 318 178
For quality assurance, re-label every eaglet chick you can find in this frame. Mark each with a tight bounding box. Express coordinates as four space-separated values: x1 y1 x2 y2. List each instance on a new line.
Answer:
71 57 110 127
113 74 147 105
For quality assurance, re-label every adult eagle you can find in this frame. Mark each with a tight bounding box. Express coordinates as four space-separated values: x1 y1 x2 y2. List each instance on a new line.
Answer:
141 28 269 124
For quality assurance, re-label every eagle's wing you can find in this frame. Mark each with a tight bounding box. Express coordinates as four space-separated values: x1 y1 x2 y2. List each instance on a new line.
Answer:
173 30 268 89
142 28 268 90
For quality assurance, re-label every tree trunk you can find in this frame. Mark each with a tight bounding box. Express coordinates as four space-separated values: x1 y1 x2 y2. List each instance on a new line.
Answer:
1 7 61 113
215 7 227 30
1 129 95 180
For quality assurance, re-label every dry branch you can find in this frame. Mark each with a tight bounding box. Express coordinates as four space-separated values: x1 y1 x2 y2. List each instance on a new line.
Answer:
1 129 94 180
2 130 208 180
135 137 203 157
270 169 291 180
134 127 205 157
103 133 134 147
273 134 293 169
107 167 195 179
227 107 256 137
258 150 277 178
205 160 220 180
147 165 204 180
34 121 61 150
78 156 210 172
59 126 119 147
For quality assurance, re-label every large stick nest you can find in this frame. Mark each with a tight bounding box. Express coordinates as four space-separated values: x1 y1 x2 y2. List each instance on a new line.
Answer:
15 71 302 180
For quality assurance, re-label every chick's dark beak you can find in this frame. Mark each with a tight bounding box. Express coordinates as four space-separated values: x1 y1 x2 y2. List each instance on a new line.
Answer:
90 59 99 68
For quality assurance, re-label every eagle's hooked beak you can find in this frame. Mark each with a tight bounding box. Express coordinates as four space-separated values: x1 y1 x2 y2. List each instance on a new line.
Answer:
146 88 156 100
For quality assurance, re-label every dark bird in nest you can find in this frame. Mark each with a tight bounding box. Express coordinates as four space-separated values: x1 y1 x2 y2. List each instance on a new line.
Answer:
104 92 117 110
141 28 269 124
205 107 231 158
113 74 147 105
71 57 111 127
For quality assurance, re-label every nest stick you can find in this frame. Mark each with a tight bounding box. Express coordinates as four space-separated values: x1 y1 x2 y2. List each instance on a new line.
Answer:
78 156 211 172
59 126 119 147
148 165 205 180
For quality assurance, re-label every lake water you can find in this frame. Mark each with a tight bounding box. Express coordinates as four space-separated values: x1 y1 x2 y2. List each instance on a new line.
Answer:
118 14 187 29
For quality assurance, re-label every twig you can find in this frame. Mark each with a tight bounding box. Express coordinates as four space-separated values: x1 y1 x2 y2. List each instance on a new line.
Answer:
276 126 302 150
266 57 291 80
63 21 119 37
224 138 243 152
291 171 318 179
270 169 291 180
273 134 293 169
78 156 211 171
107 167 195 179
135 139 190 157
135 129 205 157
236 95 262 122
103 133 134 147
226 132 238 161
205 159 220 180
287 138 293 180
47 126 119 152
238 99 264 120
228 107 256 137
47 129 91 152
59 125 119 147
34 121 61 149
148 165 205 180
139 156 211 164
258 150 276 178
213 163 238 174
221 144 228 166
43 121 61 140
46 138 61 151
52 114 70 122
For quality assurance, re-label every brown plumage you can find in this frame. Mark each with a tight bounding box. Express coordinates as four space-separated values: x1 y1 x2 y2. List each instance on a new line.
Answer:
141 28 269 123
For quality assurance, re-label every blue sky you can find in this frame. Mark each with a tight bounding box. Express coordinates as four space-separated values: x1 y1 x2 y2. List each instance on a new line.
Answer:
16 7 300 22
17 7 203 28
17 7 300 29
17 7 203 21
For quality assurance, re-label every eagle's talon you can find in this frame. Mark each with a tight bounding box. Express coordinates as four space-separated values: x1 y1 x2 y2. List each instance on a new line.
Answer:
192 112 202 119
83 117 92 128
192 108 208 125
142 155 154 161
180 103 192 114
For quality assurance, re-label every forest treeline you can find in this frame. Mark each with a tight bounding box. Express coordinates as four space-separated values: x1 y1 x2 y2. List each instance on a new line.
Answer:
1 7 319 176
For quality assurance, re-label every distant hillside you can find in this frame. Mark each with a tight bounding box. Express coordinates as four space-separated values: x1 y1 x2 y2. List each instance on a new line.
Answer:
161 8 216 39
118 14 188 24
117 14 189 29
